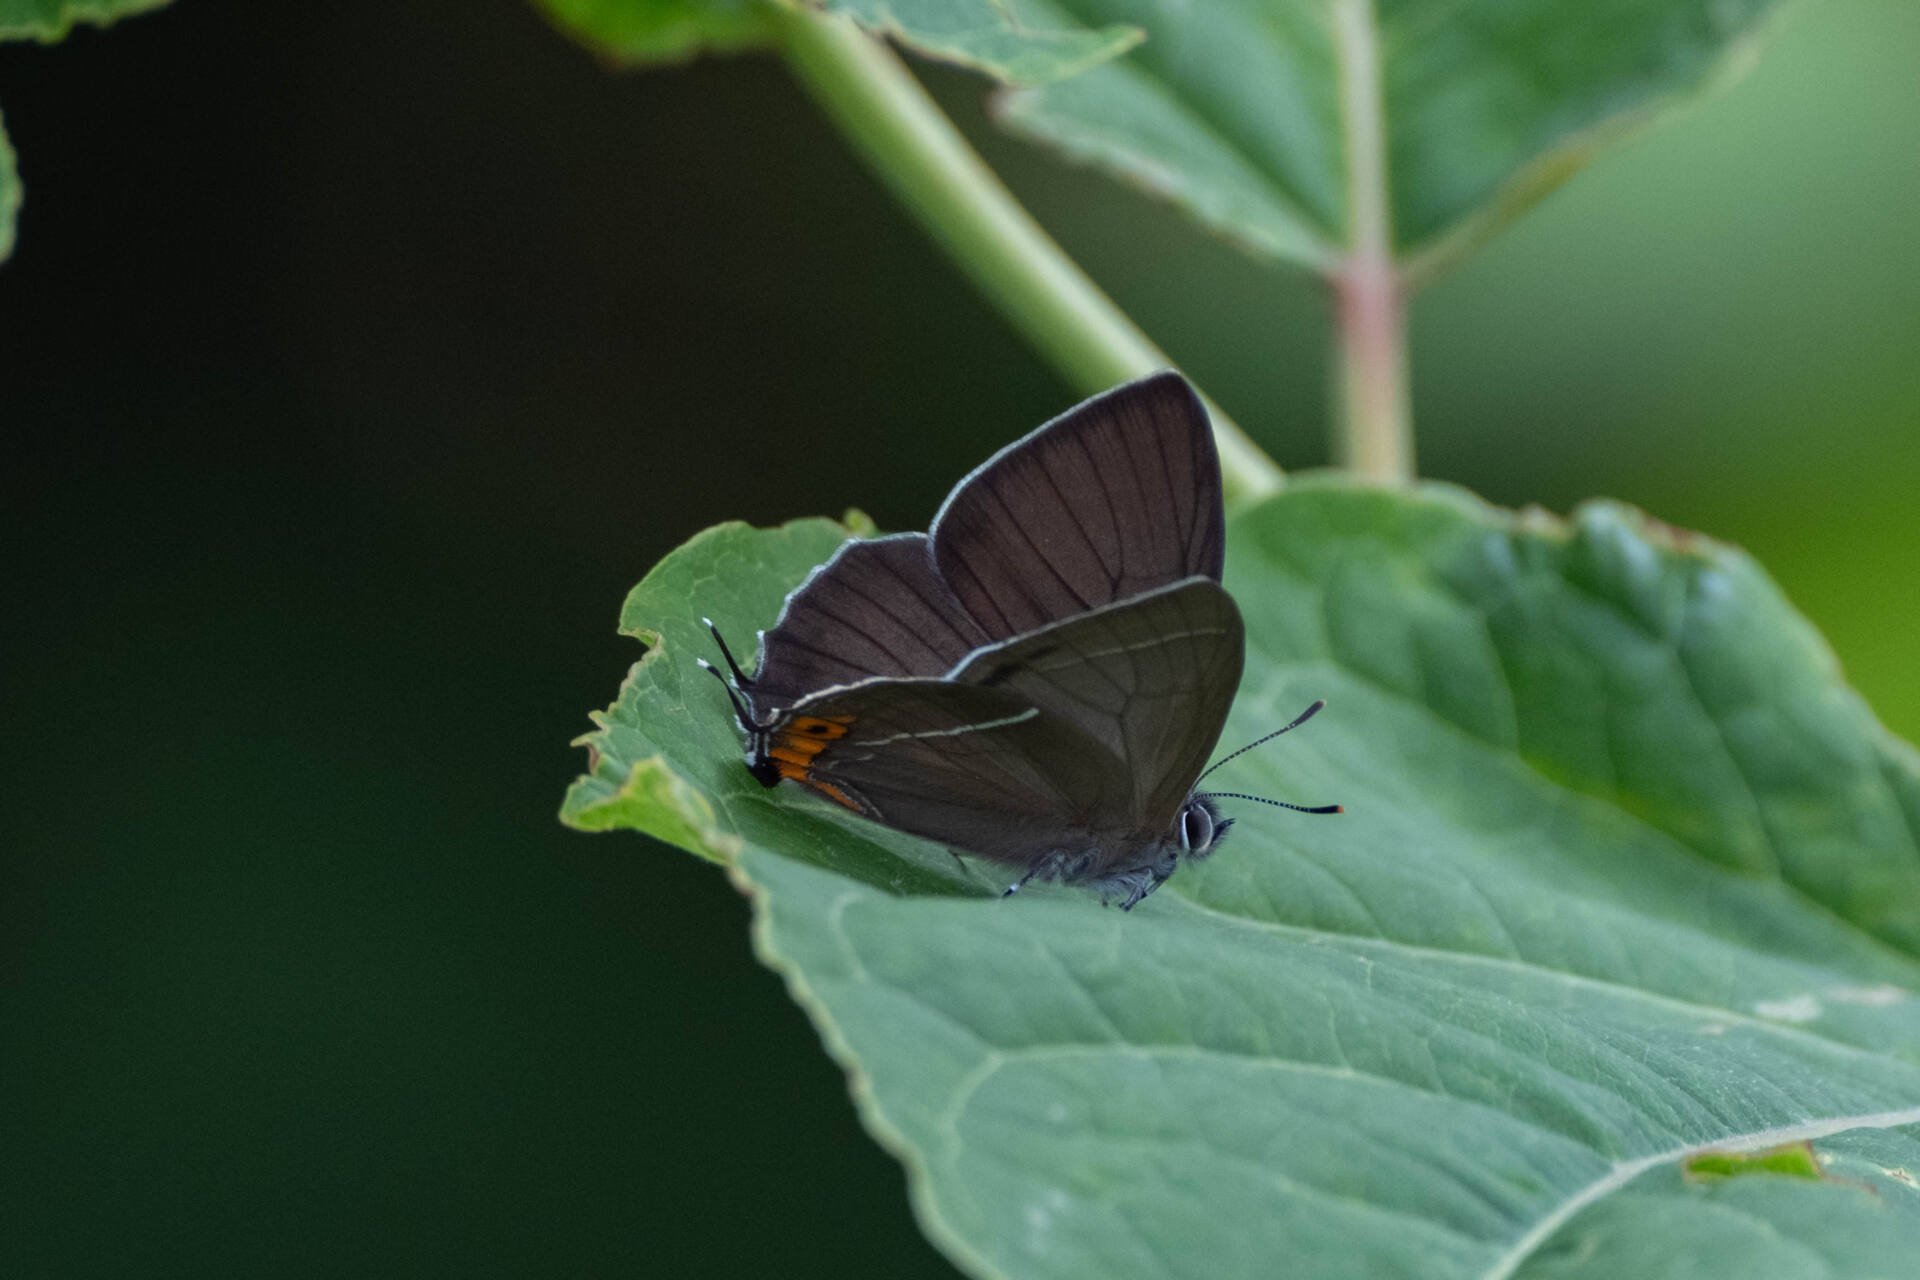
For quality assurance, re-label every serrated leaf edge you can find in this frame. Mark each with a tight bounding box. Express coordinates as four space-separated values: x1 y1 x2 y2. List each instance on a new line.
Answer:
805 0 1144 89
730 854 1017 1280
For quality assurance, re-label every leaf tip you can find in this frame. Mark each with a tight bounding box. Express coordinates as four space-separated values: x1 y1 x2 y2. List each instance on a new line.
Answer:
560 751 741 863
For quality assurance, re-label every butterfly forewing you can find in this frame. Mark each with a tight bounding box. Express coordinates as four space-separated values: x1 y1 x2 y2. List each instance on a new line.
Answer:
929 372 1225 640
951 578 1244 834
747 533 989 707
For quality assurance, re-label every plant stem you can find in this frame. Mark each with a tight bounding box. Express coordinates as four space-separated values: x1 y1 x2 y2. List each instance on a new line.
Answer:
775 7 1284 508
1331 0 1413 482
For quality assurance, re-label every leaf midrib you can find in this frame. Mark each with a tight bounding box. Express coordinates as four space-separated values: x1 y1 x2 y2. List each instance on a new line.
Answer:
813 885 1920 1278
1479 1103 1920 1280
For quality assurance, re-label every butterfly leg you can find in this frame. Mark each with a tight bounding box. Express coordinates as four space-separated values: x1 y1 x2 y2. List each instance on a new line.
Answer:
1112 864 1175 911
946 849 990 889
1117 873 1161 911
1002 850 1069 899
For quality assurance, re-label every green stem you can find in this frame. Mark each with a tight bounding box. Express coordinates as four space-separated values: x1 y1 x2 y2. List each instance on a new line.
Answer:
774 8 1283 508
1331 0 1413 482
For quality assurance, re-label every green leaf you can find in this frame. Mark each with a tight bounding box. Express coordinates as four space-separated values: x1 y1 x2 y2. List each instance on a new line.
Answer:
0 0 169 41
854 0 1794 280
567 482 1920 1276
531 0 775 63
812 0 1142 86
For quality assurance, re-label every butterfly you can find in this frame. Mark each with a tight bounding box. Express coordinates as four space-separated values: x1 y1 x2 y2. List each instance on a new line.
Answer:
701 372 1335 909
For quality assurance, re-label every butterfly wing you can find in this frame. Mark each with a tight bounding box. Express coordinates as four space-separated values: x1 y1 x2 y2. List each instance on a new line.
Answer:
746 533 989 709
771 678 1134 866
929 371 1225 639
952 578 1244 837
720 372 1242 881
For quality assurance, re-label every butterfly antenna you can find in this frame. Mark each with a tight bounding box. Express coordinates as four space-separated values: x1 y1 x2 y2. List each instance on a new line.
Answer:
695 659 754 722
701 617 756 689
1196 699 1327 785
1200 791 1342 816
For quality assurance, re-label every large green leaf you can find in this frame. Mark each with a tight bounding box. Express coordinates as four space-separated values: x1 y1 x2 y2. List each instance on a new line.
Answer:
837 0 1794 281
566 481 1920 1277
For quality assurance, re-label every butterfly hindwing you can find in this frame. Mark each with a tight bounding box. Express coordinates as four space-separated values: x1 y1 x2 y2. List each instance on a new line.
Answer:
951 578 1244 835
778 678 1134 866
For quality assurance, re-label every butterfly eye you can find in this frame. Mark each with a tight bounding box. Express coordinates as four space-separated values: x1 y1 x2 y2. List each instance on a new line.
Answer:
1179 802 1215 854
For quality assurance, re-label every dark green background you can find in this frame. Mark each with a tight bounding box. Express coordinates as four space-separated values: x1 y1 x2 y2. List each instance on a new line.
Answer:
3 1 1915 1274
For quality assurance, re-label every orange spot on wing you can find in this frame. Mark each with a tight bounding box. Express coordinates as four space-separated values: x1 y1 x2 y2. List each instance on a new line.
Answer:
766 715 863 813
803 778 861 812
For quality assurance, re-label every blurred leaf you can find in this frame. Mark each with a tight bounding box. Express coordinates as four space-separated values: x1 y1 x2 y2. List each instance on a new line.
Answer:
567 482 1920 1277
813 0 1141 85
0 0 173 263
857 0 1789 280
532 0 774 63
0 0 169 41
531 0 1139 75
0 112 16 263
